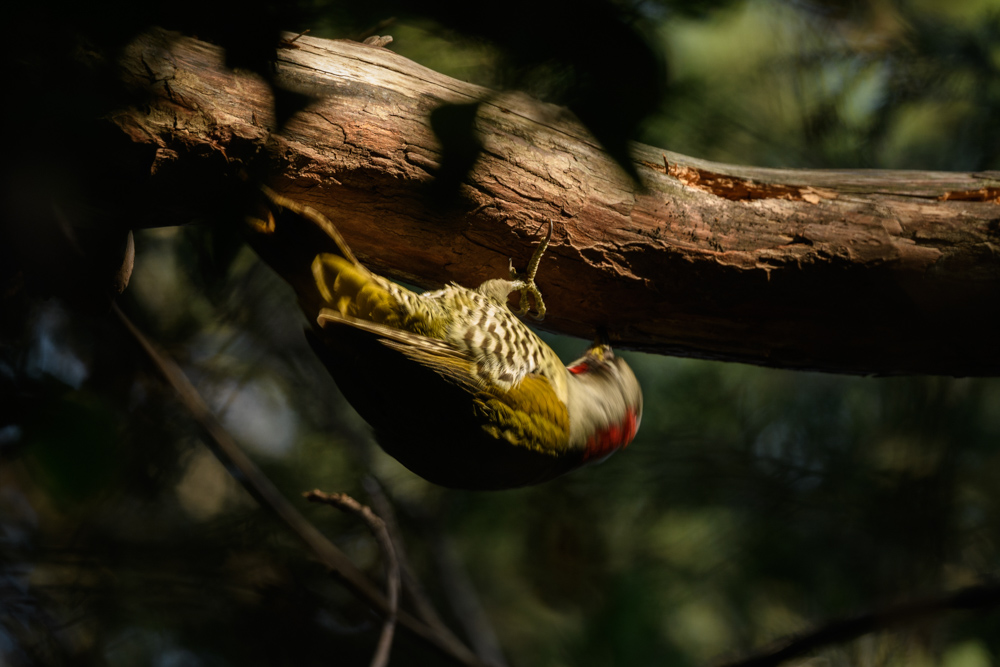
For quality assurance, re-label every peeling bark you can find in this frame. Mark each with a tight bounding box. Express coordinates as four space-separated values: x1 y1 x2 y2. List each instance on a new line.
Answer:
108 29 1000 376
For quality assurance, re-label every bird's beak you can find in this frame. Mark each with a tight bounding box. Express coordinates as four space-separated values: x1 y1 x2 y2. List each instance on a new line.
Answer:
587 329 614 360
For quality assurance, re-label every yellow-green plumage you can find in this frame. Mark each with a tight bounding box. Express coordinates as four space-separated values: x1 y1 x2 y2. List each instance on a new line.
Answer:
244 186 642 489
475 376 571 452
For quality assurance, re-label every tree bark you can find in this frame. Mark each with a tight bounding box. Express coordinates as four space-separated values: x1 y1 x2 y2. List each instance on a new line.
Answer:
110 28 1000 376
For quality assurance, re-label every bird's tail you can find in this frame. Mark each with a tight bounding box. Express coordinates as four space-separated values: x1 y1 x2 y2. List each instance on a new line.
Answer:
243 185 372 320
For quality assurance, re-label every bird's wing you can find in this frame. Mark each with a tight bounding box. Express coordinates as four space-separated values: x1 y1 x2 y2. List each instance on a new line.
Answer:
316 308 488 393
316 292 551 394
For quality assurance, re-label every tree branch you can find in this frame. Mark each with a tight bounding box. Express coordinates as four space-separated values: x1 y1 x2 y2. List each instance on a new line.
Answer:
711 582 1000 667
305 490 401 667
108 28 1000 375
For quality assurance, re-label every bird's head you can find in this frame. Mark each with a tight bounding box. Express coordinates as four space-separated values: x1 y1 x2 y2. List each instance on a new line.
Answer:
565 337 643 462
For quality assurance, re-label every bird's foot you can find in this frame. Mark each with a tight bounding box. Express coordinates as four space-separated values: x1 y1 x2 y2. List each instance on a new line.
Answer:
508 220 553 320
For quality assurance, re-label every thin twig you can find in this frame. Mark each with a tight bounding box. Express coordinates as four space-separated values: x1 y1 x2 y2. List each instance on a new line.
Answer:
111 303 486 667
712 582 1000 667
373 486 508 666
362 476 459 642
306 490 400 667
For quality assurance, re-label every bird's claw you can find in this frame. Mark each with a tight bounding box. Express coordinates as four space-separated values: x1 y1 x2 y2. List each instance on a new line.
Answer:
508 262 546 320
521 283 546 321
508 220 553 320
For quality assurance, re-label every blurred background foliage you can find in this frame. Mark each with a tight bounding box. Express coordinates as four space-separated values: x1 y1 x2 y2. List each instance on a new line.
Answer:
3 0 1000 666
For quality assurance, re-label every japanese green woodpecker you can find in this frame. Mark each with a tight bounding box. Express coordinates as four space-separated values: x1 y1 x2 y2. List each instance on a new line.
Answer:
245 186 642 490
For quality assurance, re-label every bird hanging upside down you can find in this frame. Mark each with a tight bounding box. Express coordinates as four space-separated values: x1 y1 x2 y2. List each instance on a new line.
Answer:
245 186 642 490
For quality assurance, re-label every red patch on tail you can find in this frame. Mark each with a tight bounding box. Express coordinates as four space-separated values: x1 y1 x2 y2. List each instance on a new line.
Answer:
583 407 640 461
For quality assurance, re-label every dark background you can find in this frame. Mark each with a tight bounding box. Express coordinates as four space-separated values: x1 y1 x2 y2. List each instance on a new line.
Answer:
2 1 999 665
